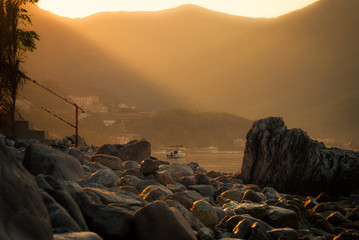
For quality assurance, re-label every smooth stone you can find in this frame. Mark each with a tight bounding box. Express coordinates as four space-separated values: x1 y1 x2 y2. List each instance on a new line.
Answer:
91 154 123 170
134 201 197 240
191 200 218 228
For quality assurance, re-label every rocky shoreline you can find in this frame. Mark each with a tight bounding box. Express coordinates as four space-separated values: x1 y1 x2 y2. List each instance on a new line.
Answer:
1 118 359 240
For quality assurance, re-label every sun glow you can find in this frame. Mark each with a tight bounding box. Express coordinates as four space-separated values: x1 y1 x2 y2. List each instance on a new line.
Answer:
37 0 319 19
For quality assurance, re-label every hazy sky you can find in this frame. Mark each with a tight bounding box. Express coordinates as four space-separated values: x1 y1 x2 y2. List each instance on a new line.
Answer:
37 0 319 18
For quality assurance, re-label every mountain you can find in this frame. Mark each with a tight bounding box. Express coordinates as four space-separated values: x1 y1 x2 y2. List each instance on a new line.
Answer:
126 109 252 150
22 0 359 142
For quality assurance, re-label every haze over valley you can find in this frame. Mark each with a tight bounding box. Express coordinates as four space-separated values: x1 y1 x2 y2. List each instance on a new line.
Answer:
20 0 359 147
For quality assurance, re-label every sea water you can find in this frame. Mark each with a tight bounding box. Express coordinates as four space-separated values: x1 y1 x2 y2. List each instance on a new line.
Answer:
152 151 244 173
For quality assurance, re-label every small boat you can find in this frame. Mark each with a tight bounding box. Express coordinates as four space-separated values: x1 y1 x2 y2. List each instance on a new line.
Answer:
167 145 186 159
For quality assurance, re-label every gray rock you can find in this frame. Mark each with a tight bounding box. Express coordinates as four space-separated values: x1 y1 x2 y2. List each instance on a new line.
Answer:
267 228 298 240
54 232 103 240
134 201 197 240
87 169 117 188
248 222 273 240
83 187 144 207
263 206 298 229
263 187 280 200
96 144 119 156
333 229 359 240
195 173 212 185
40 191 82 233
348 206 359 221
141 185 173 202
191 200 218 228
232 219 252 239
166 200 206 231
44 186 88 232
167 183 187 192
223 202 269 219
91 154 123 170
197 227 214 240
23 144 84 181
221 189 244 203
241 117 359 197
116 140 151 163
154 170 176 185
242 189 265 203
168 162 194 179
326 211 351 226
140 158 159 175
189 185 215 199
10 147 24 162
123 160 139 170
69 148 87 163
81 204 135 240
121 174 144 187
0 142 53 240
226 214 274 232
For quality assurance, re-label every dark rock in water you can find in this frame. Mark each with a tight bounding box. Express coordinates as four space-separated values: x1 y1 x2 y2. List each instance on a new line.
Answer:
40 191 82 233
241 117 359 197
23 144 84 181
134 200 197 240
117 140 151 163
0 142 53 240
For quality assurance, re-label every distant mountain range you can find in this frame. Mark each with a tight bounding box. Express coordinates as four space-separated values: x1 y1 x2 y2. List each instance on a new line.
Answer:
22 0 359 141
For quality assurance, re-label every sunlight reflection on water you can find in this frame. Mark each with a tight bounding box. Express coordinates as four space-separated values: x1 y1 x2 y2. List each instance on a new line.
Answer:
152 152 244 173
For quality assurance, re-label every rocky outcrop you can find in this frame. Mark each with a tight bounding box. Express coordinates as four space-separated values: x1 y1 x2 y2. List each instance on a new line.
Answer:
3 135 359 240
0 142 53 240
241 117 359 197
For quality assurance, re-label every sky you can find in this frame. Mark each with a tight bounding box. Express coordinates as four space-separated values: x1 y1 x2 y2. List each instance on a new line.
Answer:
37 0 319 19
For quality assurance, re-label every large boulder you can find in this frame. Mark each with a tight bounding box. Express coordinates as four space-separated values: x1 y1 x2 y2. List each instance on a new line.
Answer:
81 204 135 240
116 140 151 163
23 144 84 181
0 142 53 240
241 117 359 197
191 200 218 228
87 169 118 188
91 154 123 170
40 191 82 233
134 201 197 240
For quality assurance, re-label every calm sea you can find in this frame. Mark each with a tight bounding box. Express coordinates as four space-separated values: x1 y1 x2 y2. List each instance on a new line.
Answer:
152 151 244 173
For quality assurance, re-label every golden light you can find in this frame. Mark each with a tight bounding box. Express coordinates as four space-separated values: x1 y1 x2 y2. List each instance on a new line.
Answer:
37 0 319 19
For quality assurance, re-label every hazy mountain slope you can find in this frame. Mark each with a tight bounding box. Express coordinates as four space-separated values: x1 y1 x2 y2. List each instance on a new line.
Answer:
23 0 359 141
23 5 183 110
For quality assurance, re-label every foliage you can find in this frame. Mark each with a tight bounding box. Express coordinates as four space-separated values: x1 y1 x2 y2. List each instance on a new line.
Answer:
0 0 39 133
127 109 252 150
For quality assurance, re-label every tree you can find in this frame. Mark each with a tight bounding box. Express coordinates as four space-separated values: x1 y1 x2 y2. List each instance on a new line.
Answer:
0 0 39 137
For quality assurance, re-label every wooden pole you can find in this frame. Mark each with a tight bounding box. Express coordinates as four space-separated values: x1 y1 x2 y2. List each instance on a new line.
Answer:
75 106 78 148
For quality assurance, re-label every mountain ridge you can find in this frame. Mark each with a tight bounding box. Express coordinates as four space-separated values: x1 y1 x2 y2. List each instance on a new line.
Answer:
22 0 359 141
